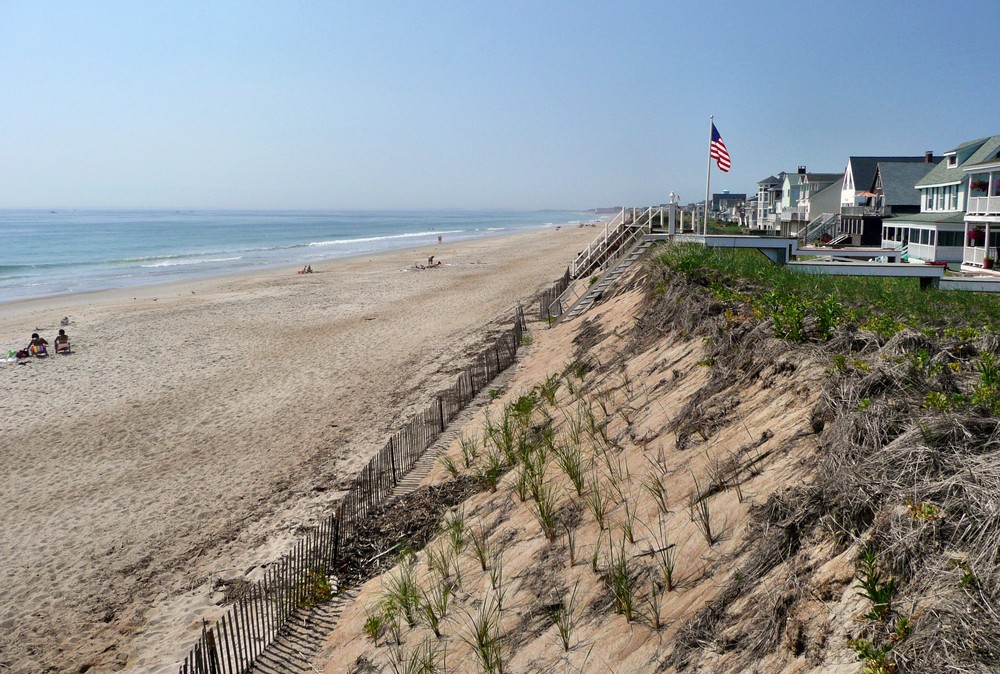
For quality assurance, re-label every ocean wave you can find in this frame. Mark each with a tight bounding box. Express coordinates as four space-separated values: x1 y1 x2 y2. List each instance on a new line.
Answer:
307 229 463 247
141 256 243 268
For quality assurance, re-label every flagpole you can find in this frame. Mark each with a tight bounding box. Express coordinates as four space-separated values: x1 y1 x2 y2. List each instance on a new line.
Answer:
704 115 713 236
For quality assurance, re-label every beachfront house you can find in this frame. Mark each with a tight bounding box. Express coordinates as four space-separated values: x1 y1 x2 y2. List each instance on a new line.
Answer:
755 174 783 230
881 137 999 264
781 168 842 240
840 155 934 246
961 135 1000 269
712 192 747 223
742 195 758 228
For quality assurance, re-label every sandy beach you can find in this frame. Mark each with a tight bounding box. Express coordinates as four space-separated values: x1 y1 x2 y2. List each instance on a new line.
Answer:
0 226 596 673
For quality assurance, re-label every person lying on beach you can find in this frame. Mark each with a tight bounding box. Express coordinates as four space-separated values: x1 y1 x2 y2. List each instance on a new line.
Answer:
54 329 70 354
28 333 48 356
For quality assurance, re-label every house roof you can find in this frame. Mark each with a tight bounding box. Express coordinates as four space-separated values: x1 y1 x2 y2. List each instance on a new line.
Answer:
805 178 844 204
950 137 991 154
876 162 935 206
917 135 1000 187
803 172 842 184
847 156 927 194
961 136 1000 170
757 175 780 186
884 211 966 224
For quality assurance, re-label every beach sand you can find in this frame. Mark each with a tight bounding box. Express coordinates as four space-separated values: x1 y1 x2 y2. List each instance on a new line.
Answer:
0 226 596 673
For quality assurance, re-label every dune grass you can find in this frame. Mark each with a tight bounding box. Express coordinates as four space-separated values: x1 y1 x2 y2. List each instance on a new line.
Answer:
653 243 1000 338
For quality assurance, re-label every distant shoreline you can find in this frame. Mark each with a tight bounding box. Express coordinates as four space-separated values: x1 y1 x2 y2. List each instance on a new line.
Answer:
0 209 598 306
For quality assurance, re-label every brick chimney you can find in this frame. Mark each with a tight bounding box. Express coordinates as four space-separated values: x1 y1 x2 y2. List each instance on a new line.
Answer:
925 151 934 163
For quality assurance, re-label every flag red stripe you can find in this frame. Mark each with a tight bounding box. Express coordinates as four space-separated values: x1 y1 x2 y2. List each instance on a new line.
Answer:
710 122 731 173
711 140 731 172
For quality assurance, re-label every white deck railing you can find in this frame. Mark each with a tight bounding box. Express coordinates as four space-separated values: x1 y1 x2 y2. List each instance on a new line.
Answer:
907 242 935 262
967 196 1000 215
964 246 991 266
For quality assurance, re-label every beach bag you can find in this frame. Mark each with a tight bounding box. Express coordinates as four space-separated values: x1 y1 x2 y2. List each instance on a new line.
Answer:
16 349 29 359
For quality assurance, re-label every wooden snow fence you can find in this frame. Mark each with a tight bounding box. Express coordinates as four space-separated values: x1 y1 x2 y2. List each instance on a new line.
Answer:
178 306 526 673
538 267 571 320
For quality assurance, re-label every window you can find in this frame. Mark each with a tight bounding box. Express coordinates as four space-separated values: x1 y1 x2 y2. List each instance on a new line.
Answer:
939 231 963 247
947 155 957 167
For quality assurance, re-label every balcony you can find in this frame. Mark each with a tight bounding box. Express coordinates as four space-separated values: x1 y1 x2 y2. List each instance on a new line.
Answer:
781 206 808 222
841 206 882 217
967 196 1000 216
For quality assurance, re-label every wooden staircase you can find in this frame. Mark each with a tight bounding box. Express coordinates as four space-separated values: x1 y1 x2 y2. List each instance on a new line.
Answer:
558 235 657 323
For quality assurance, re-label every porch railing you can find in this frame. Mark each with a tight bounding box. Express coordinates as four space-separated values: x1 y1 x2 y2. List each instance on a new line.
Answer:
841 206 882 216
967 196 1000 216
963 246 998 266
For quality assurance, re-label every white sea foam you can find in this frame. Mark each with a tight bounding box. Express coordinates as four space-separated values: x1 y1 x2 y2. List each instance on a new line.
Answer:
142 256 243 268
307 229 463 247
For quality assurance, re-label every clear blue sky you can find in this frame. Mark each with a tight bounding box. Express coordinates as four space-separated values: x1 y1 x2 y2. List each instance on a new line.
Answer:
2 0 999 210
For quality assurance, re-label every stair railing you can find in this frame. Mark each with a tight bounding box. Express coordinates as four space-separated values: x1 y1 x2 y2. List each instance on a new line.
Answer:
571 209 625 278
555 220 654 325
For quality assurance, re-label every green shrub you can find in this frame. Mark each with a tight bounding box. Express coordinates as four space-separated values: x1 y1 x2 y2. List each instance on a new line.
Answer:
855 550 896 621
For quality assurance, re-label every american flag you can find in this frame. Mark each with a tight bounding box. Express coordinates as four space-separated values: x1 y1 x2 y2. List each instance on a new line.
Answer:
710 122 731 173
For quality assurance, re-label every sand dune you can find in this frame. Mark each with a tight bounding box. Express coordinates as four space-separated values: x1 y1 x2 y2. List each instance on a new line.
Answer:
0 226 595 673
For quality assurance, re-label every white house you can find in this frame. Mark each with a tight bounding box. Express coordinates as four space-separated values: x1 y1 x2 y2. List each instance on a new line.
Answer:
755 174 783 230
960 135 1000 269
778 168 842 238
881 137 995 264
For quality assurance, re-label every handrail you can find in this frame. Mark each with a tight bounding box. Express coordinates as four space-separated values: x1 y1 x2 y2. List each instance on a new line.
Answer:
546 280 584 322
573 207 658 280
556 222 653 324
571 209 625 277
798 212 838 245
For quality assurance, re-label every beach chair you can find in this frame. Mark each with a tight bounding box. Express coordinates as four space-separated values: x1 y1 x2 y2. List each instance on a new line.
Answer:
31 344 48 357
55 339 71 354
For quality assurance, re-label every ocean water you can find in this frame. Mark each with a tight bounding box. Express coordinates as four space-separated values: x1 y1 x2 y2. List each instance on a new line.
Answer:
0 209 592 304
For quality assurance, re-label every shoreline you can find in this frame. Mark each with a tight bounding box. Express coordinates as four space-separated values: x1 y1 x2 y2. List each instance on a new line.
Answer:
0 225 596 339
0 225 596 672
0 210 598 307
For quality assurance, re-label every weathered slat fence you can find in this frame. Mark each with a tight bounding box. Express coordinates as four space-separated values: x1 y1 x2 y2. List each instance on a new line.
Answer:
178 306 527 673
538 267 571 321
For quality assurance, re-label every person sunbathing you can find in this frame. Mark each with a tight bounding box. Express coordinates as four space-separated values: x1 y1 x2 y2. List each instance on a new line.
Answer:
54 329 70 354
28 333 48 356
